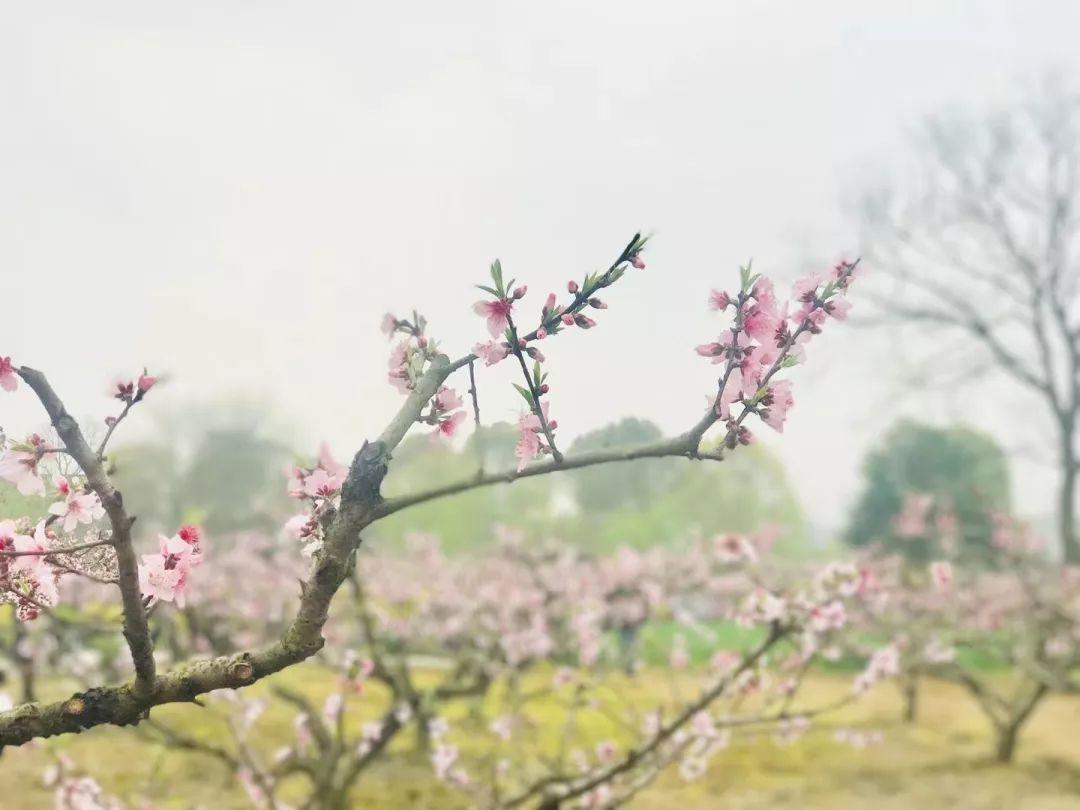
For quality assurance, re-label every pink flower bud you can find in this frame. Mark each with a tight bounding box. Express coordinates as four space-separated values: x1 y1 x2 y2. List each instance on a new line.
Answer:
573 314 596 329
567 280 579 294
137 372 157 393
561 314 575 326
588 298 607 309
536 327 548 339
512 285 528 300
630 255 646 269
548 419 558 429
417 336 428 348
544 293 557 311
518 338 527 348
104 416 117 427
539 383 550 394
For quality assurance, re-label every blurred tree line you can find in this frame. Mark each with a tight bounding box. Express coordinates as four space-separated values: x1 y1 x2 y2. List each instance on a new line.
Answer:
376 416 807 553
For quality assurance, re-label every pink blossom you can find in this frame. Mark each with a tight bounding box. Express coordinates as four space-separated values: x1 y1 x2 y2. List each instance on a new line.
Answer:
137 371 157 393
792 273 823 302
0 450 45 496
304 468 342 498
473 298 513 337
824 296 852 320
284 514 311 540
0 357 17 392
713 533 757 564
630 255 646 269
433 386 463 413
743 301 781 343
894 493 933 538
760 380 794 433
48 490 105 533
433 411 467 440
473 340 509 366
709 290 731 311
514 403 550 471
929 560 953 593
108 378 135 400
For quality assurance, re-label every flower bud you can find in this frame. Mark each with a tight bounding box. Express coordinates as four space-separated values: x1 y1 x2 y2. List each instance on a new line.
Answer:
573 314 596 329
512 285 528 300
548 419 558 429
137 371 157 393
518 338 527 348
539 383 549 394
630 255 646 269
561 314 575 326
588 298 607 309
567 280 579 294
536 327 548 339
544 293 557 312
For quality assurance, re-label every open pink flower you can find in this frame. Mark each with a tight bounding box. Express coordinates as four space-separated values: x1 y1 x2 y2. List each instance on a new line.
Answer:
12 521 52 579
473 340 509 367
433 386 463 413
48 490 105 533
743 301 781 343
139 554 187 606
760 380 794 432
0 357 17 392
433 411 466 440
304 468 342 498
0 450 45 496
514 403 551 471
473 298 513 338
792 273 823 303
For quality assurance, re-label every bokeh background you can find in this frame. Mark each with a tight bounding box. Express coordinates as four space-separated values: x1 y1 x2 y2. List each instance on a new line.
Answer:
3 3 1080 808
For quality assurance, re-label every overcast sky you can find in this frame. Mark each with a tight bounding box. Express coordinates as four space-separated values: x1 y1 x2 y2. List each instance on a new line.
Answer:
4 2 1079 533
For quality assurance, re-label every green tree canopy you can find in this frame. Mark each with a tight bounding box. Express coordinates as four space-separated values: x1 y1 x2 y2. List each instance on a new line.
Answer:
845 420 1012 562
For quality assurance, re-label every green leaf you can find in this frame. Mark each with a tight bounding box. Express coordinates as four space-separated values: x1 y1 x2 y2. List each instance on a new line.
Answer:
532 361 542 386
475 284 499 296
512 383 534 406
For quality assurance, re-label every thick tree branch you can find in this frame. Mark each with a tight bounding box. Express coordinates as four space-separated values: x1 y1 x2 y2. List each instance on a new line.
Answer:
15 367 156 695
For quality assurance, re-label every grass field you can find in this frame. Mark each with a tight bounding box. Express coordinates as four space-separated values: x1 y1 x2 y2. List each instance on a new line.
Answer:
2 664 1078 809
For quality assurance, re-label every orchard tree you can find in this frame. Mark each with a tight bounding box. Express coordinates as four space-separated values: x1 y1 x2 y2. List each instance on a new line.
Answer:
0 234 860 756
859 79 1080 562
845 420 1011 563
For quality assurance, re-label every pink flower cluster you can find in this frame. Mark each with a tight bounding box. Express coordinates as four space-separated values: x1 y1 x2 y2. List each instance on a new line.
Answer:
698 260 859 441
0 433 51 496
427 385 467 440
284 444 349 557
137 524 204 607
0 519 59 619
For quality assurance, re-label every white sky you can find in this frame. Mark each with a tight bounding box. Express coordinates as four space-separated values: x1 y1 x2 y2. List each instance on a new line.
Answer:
3 1 1079 534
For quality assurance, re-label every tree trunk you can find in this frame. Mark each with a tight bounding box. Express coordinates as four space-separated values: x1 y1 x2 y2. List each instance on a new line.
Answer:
900 672 919 724
13 621 35 704
993 683 1049 764
1061 457 1079 564
995 723 1020 763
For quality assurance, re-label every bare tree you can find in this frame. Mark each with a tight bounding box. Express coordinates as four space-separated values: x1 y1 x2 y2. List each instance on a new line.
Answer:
859 78 1080 562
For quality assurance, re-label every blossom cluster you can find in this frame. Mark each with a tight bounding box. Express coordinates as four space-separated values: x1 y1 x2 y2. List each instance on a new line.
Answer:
0 359 210 619
697 260 858 443
137 525 204 607
284 443 349 556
